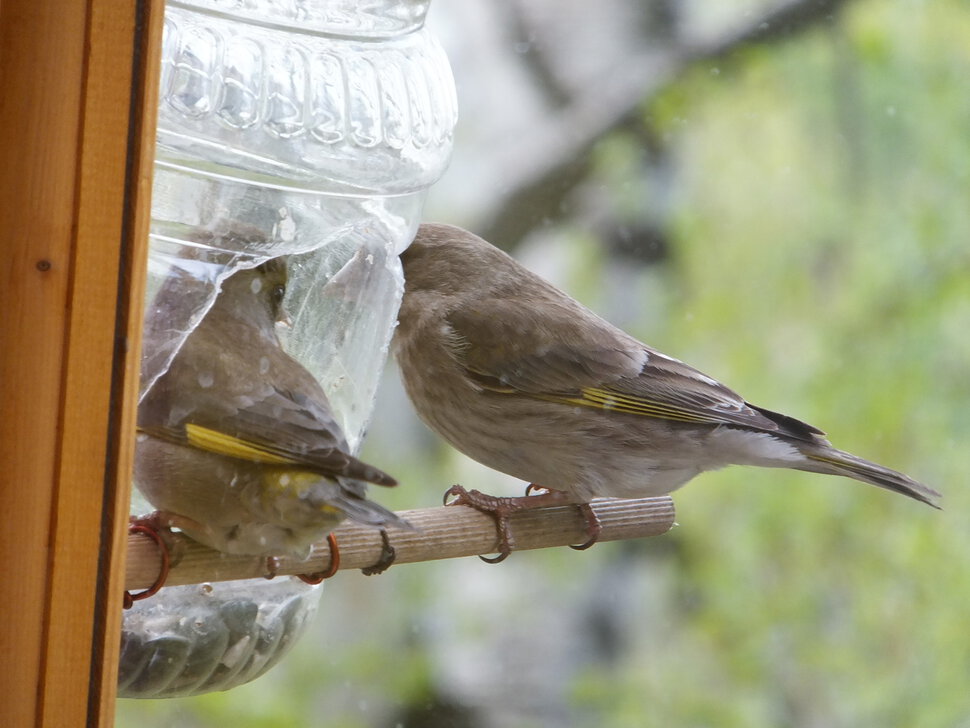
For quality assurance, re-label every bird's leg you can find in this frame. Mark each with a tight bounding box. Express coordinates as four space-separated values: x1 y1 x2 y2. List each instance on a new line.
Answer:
443 485 534 563
443 484 601 563
125 513 174 607
361 528 396 576
297 533 340 584
524 485 601 550
147 509 224 559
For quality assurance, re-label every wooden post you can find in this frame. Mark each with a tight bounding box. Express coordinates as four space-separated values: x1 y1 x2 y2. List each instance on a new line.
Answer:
0 0 164 725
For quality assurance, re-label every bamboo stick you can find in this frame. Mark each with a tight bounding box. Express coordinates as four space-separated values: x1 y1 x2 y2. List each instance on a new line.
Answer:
126 496 675 590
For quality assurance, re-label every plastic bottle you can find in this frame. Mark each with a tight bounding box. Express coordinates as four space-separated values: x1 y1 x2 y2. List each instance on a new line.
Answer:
120 0 456 698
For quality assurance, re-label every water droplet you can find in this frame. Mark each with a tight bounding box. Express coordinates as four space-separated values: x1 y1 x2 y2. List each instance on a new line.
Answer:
276 208 296 241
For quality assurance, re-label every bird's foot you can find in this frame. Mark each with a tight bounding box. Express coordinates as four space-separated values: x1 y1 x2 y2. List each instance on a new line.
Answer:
443 485 529 564
443 484 601 562
124 514 173 608
361 529 396 576
524 484 601 551
568 501 601 550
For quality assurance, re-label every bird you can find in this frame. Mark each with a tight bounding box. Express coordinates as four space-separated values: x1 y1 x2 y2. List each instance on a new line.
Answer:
394 222 941 562
135 256 408 578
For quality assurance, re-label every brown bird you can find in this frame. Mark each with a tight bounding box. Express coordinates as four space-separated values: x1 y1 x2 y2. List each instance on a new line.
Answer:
136 257 408 572
395 223 940 562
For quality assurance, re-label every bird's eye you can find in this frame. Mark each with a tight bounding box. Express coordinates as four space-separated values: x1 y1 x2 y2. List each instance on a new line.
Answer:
270 284 286 306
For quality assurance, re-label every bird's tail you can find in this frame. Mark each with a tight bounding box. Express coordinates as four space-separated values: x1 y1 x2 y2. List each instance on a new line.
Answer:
796 446 941 508
342 454 399 487
332 491 414 531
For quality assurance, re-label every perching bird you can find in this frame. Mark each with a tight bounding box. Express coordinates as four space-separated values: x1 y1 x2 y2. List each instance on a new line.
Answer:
395 223 940 561
135 257 408 568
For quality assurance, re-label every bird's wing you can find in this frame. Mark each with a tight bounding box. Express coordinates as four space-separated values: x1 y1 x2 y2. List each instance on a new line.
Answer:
445 301 823 441
139 381 397 488
446 298 647 392
595 353 824 440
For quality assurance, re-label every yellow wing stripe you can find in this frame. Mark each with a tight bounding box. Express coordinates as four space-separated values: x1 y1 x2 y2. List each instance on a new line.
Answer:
526 387 718 424
584 388 717 422
184 423 302 465
806 453 859 472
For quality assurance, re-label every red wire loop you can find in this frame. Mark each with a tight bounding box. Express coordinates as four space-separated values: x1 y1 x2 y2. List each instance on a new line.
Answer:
123 523 171 609
297 532 340 585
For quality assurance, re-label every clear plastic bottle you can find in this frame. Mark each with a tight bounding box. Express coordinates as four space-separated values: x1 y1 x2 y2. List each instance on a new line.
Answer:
120 0 456 698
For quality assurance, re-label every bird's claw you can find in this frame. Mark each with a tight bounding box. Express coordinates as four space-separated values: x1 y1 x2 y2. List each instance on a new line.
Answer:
527 484 601 551
568 502 602 550
443 484 601 561
443 484 519 563
526 484 601 551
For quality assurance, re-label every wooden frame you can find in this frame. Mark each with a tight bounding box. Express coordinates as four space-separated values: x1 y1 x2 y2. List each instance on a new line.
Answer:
0 0 164 724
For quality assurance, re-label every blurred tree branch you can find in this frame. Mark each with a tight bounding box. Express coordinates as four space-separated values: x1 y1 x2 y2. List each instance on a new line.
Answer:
477 0 853 250
502 0 573 108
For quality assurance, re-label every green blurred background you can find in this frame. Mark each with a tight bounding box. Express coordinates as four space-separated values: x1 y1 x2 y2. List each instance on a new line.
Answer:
119 0 969 725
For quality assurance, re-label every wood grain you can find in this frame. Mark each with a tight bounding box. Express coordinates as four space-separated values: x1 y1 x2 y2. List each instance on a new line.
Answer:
0 0 163 725
126 497 676 588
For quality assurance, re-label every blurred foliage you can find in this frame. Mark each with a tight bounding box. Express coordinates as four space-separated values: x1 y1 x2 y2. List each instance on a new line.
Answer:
118 1 969 726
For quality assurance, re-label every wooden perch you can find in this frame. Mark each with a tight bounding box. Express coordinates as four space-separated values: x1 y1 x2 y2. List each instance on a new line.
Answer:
126 496 675 590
